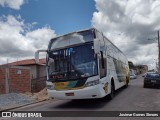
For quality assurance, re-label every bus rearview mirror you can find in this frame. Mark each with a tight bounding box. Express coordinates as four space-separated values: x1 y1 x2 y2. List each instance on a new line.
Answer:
35 50 47 64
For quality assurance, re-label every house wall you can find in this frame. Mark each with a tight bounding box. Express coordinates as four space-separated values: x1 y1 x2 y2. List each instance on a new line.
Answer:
9 66 31 93
0 67 6 94
0 64 48 94
26 65 46 79
0 66 31 94
30 65 37 79
23 65 47 92
31 65 46 92
38 65 46 77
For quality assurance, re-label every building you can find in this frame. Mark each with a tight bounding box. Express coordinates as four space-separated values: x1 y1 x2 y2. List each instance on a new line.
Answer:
137 65 148 74
0 58 46 94
9 58 46 79
128 61 148 75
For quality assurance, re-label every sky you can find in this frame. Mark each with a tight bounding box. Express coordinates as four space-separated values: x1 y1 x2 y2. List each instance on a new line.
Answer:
0 0 160 70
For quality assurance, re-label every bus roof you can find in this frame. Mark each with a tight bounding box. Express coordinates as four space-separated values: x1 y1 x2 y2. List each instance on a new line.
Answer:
51 27 95 41
49 27 127 61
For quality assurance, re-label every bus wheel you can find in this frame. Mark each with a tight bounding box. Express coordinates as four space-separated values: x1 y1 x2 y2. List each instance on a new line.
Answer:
124 77 129 88
108 83 114 100
125 80 129 88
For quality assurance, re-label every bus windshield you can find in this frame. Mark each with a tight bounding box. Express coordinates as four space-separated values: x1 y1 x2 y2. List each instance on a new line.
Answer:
47 43 98 81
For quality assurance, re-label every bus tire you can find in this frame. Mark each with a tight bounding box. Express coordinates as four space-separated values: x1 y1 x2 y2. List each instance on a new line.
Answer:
108 82 114 100
124 76 129 88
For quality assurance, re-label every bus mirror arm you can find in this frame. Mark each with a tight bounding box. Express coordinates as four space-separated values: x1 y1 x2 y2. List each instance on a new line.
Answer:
35 50 47 64
94 38 100 54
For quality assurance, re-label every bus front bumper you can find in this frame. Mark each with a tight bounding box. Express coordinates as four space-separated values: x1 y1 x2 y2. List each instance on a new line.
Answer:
47 84 107 100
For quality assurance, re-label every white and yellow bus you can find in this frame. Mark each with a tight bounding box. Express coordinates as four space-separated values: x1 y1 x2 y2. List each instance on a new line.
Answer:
35 28 130 100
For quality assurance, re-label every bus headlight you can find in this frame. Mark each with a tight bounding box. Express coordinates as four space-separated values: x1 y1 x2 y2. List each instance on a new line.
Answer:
85 80 100 87
46 85 55 90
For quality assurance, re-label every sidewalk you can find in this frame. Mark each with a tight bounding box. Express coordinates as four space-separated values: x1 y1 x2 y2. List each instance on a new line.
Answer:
0 88 49 111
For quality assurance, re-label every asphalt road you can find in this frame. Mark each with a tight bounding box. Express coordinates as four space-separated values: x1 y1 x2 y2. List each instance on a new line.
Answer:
2 75 160 120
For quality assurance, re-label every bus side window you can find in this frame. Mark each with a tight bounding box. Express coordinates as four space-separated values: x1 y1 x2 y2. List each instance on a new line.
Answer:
100 51 105 68
99 51 107 78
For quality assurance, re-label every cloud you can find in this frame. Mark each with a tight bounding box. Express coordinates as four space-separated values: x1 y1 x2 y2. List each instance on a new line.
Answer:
0 0 25 10
26 27 55 49
92 0 160 69
0 15 56 64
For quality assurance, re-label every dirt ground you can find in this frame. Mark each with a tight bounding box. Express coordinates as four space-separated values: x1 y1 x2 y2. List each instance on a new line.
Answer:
23 87 49 101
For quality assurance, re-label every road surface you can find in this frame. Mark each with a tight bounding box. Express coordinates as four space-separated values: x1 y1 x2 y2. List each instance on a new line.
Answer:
2 75 160 120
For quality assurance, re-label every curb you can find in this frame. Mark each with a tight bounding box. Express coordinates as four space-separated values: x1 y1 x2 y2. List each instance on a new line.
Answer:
0 98 49 112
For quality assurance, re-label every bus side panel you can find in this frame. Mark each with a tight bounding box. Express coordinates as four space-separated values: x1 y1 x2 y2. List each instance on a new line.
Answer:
104 39 129 91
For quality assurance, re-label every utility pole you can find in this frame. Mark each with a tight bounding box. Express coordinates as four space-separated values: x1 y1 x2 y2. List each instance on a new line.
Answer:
148 30 160 72
158 30 160 72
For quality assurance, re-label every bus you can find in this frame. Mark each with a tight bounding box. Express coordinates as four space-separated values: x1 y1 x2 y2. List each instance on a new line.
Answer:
35 28 130 100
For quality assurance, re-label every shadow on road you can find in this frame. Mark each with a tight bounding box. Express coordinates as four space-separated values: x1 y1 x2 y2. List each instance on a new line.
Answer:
53 99 107 110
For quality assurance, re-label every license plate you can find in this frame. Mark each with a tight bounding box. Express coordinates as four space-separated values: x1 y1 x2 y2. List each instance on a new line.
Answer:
151 80 156 83
65 93 74 96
